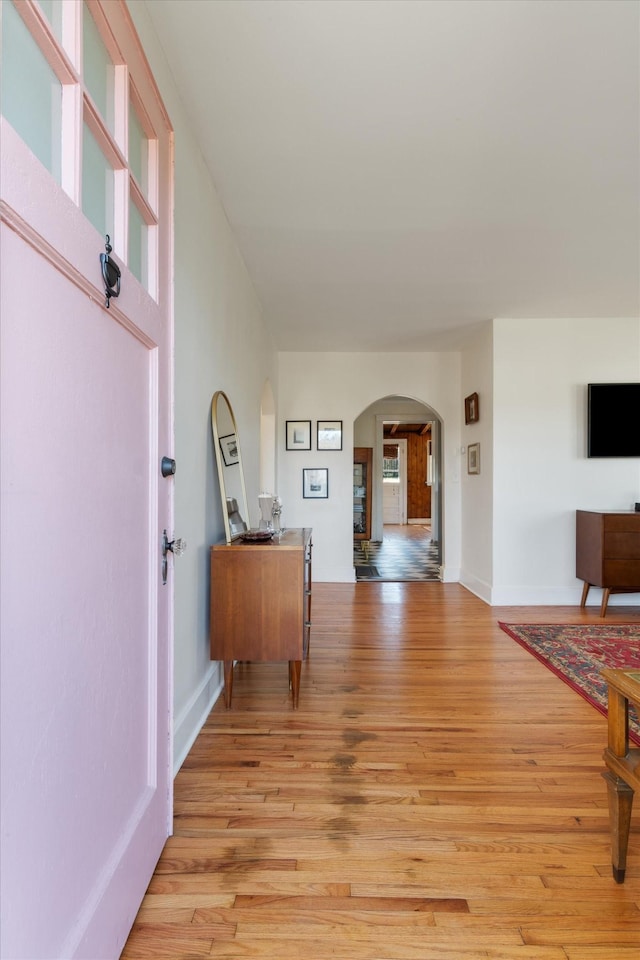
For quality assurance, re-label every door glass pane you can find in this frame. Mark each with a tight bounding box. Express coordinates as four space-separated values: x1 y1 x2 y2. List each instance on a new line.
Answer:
83 2 114 133
82 123 114 239
383 456 399 480
37 0 64 41
1 0 62 183
129 103 149 196
129 197 148 287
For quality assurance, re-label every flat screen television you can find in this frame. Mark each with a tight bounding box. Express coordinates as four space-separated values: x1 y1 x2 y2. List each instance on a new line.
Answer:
587 383 640 457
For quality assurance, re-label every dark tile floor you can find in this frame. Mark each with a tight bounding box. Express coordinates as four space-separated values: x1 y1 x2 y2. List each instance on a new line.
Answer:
353 524 441 581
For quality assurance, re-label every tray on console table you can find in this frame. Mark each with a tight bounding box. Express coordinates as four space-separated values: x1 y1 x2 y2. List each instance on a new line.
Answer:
209 527 312 707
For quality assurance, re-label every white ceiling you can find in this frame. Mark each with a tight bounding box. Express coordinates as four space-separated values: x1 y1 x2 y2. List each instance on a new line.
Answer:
143 0 640 352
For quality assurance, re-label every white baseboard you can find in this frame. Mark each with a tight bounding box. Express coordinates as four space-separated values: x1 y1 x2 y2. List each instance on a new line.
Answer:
459 573 492 603
489 585 640 606
450 575 640 608
173 663 224 776
440 564 461 584
314 563 357 583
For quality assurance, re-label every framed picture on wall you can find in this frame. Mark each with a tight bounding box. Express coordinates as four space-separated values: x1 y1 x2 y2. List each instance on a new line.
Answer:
303 467 329 498
286 420 312 450
467 442 480 475
317 420 343 450
465 392 479 424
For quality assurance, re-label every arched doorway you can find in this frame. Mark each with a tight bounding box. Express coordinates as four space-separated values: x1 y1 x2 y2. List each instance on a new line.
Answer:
353 395 442 581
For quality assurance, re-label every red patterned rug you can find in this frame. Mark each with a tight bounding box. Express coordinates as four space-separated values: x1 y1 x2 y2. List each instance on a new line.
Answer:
498 623 640 744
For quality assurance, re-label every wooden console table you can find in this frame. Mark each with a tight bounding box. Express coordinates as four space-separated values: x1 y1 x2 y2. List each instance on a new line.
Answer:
601 667 640 882
210 528 312 708
576 510 640 616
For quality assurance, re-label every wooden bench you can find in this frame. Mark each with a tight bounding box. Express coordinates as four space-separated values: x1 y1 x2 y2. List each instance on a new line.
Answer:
601 667 640 882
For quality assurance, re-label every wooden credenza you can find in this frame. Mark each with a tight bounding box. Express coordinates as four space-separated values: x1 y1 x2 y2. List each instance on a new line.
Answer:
210 527 312 707
576 510 640 616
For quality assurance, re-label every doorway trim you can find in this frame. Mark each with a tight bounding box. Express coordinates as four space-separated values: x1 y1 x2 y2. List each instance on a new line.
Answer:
382 437 407 525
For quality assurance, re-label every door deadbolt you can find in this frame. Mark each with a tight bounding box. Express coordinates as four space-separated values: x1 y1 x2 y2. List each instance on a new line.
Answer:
161 456 176 477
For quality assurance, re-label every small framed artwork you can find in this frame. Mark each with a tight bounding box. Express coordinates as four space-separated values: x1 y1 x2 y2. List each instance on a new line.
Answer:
317 420 343 451
286 420 312 451
303 467 329 499
464 392 479 424
467 442 480 475
219 433 239 466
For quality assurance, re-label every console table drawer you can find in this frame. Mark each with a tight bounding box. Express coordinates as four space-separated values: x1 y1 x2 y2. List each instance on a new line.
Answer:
604 514 640 534
603 559 640 588
605 532 640 559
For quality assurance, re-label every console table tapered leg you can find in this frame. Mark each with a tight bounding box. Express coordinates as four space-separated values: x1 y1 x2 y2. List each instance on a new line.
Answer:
223 660 233 709
602 770 634 883
290 659 301 709
580 581 590 608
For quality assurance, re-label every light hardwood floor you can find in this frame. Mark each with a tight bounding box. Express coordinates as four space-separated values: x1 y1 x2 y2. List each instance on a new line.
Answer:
122 583 640 959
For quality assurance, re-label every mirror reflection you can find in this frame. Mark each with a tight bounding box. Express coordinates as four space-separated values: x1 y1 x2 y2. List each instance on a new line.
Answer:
211 390 249 543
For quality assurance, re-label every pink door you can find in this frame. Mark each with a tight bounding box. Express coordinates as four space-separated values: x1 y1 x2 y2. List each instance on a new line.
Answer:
1 3 173 957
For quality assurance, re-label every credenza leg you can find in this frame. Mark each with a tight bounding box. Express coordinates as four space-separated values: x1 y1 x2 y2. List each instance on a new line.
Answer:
602 770 634 883
600 587 611 618
290 659 302 709
223 659 233 708
580 581 590 608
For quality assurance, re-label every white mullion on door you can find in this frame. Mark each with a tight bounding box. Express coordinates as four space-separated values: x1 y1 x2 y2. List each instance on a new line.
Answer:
82 93 126 252
129 80 159 299
113 61 129 264
61 82 82 203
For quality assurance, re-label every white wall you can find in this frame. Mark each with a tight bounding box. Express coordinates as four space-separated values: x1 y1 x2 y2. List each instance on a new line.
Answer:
491 317 640 605
460 322 494 601
277 352 462 582
129 5 277 771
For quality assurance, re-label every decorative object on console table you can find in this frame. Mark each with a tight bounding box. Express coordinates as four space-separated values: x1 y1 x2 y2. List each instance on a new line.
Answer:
258 492 276 530
286 420 311 450
210 528 312 708
464 392 479 424
271 495 283 533
317 420 343 450
576 510 640 616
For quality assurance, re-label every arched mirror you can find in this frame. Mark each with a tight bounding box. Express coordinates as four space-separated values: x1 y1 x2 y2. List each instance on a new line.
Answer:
211 390 250 544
